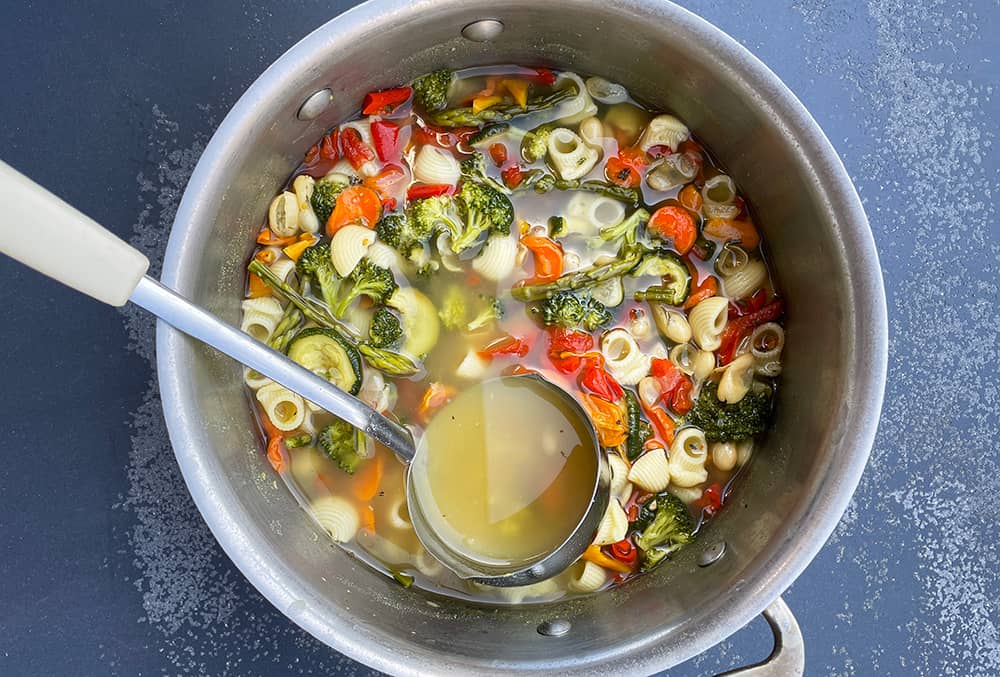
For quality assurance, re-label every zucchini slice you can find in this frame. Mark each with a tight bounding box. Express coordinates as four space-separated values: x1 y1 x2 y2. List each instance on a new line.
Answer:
387 286 440 358
633 249 691 305
287 328 363 395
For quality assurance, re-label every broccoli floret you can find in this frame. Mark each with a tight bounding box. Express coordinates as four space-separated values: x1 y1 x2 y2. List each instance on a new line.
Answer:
332 259 398 318
466 295 504 332
317 419 365 474
413 69 453 112
295 242 343 311
548 215 566 237
460 152 511 194
539 291 613 331
451 181 514 251
310 179 348 225
375 212 433 258
368 306 403 348
437 285 467 331
636 492 696 571
598 208 650 247
520 124 555 163
684 381 773 442
409 195 465 244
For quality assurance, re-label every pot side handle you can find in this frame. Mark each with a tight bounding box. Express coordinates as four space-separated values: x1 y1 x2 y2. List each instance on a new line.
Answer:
0 160 150 307
714 596 804 677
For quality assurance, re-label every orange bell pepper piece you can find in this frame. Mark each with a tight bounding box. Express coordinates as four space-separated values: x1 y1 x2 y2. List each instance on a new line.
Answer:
521 234 563 283
282 234 318 262
582 393 628 448
582 544 633 574
500 79 528 108
704 218 760 250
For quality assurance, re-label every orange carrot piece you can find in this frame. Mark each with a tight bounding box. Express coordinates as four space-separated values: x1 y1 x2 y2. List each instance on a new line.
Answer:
266 435 286 473
418 382 456 423
360 505 376 532
704 218 761 250
256 228 298 246
648 205 697 255
678 184 703 211
353 453 385 502
326 185 382 235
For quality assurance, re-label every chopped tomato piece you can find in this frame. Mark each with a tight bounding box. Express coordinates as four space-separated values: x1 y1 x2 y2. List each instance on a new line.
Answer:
546 327 594 373
406 183 453 200
488 142 508 167
340 128 375 169
478 335 531 359
648 205 697 255
501 164 524 188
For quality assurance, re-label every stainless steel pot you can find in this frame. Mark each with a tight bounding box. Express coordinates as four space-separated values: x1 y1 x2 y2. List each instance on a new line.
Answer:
157 1 888 673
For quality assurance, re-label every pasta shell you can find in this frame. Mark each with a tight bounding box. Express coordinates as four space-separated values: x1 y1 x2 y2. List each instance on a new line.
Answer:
292 175 320 234
628 447 671 493
736 439 754 466
688 296 729 351
601 328 651 386
240 297 284 342
651 305 692 343
472 234 518 281
547 128 601 181
365 241 401 270
668 427 708 487
412 145 461 186
330 225 376 277
255 382 306 432
717 353 756 404
568 560 607 592
268 191 300 237
645 153 698 191
553 72 598 125
669 485 703 504
578 116 605 148
607 454 634 505
722 260 768 300
638 114 690 152
592 499 629 546
311 495 360 543
585 76 628 104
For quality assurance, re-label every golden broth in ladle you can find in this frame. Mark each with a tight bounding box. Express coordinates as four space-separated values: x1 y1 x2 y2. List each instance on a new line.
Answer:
411 377 598 567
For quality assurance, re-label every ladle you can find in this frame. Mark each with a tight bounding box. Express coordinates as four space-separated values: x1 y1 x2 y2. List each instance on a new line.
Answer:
0 160 608 587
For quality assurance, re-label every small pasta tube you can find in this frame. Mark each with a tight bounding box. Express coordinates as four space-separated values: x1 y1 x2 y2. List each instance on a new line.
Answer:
568 560 607 593
722 260 768 300
668 427 708 487
563 192 626 235
601 328 651 386
592 499 629 546
710 441 738 472
385 495 412 531
330 225 376 277
607 453 634 505
243 369 272 391
240 297 284 342
628 447 671 493
415 547 444 578
292 175 320 234
751 322 785 376
688 296 729 351
553 72 598 125
472 234 518 281
645 153 699 191
638 114 690 152
717 353 756 404
547 128 601 181
255 382 307 432
269 257 297 285
701 174 740 219
412 145 461 186
268 191 300 237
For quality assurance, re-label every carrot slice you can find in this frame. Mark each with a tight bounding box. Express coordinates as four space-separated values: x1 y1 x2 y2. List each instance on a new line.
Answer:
352 453 385 502
360 505 376 531
648 205 697 255
326 185 382 236
704 218 760 250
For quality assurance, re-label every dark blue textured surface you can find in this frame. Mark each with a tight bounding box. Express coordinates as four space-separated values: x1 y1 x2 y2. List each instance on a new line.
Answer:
1 1 996 675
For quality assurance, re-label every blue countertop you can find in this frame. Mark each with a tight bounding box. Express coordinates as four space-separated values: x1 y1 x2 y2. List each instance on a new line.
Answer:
1 1 996 674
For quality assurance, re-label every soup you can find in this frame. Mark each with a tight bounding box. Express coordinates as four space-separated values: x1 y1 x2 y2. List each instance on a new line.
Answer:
411 376 599 567
241 65 785 603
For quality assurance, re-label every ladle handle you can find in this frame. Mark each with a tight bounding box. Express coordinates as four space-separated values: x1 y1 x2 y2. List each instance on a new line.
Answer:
0 160 149 306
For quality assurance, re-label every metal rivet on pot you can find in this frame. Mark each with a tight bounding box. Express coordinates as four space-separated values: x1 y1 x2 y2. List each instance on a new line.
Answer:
297 88 333 121
461 19 504 42
537 618 571 637
698 541 727 567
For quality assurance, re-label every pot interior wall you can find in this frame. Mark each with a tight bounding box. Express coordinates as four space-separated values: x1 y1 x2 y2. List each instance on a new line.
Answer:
161 1 875 673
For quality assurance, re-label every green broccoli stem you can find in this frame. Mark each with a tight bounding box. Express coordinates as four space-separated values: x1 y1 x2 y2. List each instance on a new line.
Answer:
423 88 576 128
267 304 304 353
248 260 361 340
510 245 646 302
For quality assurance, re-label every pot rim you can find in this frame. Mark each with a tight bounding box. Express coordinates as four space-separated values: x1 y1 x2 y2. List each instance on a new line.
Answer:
157 0 888 673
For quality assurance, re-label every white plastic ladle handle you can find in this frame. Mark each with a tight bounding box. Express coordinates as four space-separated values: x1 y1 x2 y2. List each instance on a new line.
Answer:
0 160 149 306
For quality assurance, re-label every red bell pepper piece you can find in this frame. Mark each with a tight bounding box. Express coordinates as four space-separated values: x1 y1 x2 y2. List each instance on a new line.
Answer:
698 482 724 516
362 164 406 211
609 539 637 566
501 164 524 189
340 128 375 169
546 327 594 373
370 120 403 163
643 404 676 445
528 67 557 86
604 147 647 188
361 86 412 116
649 358 694 414
718 299 784 365
580 358 624 402
520 234 563 283
488 143 508 167
406 183 453 200
302 129 340 177
478 335 531 359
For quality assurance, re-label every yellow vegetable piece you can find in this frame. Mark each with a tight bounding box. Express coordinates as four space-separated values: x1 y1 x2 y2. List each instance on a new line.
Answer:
501 79 528 108
472 95 503 114
282 234 318 261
